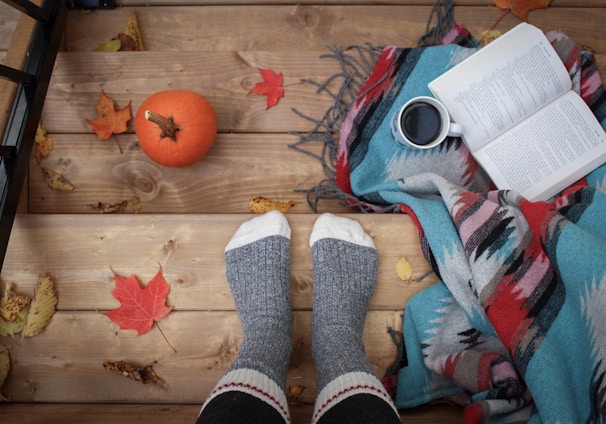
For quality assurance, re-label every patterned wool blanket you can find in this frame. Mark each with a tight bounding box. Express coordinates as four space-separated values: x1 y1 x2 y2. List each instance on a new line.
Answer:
291 20 606 424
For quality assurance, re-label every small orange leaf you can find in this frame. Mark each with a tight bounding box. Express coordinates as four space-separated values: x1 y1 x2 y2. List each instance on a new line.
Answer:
249 68 285 109
492 0 552 21
86 90 132 140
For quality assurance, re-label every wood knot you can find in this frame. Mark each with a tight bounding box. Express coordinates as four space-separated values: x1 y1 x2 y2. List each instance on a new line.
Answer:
164 239 177 254
131 172 156 195
113 161 161 200
295 5 319 28
240 76 255 91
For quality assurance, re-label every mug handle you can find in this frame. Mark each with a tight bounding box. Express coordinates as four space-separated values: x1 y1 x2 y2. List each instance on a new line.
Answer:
447 122 464 138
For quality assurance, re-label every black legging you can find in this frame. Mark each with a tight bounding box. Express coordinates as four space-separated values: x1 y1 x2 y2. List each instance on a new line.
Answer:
197 391 401 424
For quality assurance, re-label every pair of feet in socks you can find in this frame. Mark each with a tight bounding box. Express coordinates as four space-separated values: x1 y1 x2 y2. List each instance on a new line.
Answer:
199 211 398 423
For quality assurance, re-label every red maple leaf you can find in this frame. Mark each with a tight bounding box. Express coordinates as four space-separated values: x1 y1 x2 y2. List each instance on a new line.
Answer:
492 0 552 21
105 266 173 336
249 68 285 109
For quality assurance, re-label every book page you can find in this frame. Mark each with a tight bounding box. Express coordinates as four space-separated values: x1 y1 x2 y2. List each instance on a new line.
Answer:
429 23 572 152
473 91 606 201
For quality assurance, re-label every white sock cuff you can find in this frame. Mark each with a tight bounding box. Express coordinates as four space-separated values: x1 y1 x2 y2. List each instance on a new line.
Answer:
309 213 375 249
199 368 291 423
225 211 291 252
312 371 397 424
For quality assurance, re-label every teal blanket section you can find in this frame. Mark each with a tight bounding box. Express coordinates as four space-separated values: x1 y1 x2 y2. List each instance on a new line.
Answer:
333 26 606 422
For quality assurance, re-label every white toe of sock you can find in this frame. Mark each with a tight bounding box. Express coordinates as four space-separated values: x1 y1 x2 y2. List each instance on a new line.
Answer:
226 211 291 252
309 213 375 249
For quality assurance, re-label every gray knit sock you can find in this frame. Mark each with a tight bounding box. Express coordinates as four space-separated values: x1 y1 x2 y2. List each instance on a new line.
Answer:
224 210 292 390
309 213 379 391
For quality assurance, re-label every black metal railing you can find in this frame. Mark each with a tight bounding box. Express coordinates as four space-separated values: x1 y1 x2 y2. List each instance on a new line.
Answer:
0 0 68 271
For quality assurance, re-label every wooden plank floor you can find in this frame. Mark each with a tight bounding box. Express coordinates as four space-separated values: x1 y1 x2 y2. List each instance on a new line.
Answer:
1 1 605 422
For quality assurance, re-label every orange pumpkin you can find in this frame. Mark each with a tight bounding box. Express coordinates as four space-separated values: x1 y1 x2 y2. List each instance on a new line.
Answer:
135 90 217 167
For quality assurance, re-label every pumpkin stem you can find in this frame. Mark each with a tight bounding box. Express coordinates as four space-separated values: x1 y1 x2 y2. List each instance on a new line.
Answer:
145 110 180 142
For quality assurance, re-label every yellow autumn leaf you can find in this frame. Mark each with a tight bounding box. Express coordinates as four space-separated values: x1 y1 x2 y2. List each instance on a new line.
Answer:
0 304 30 337
0 284 31 336
22 275 58 338
42 167 75 191
396 256 413 281
124 12 145 51
249 196 300 214
0 283 31 323
34 122 53 162
480 29 503 46
92 12 144 52
93 38 122 52
0 344 9 401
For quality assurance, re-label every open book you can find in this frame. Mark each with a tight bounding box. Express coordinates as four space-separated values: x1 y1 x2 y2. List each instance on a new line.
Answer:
428 22 606 201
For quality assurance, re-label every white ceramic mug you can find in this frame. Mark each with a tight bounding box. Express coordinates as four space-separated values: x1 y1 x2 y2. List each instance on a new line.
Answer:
391 96 464 149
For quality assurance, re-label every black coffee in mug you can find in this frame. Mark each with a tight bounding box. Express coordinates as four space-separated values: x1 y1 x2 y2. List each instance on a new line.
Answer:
400 102 442 146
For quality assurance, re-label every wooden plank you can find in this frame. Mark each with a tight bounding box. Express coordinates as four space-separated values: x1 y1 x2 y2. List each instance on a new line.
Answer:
1 310 402 404
114 0 602 8
40 49 606 135
42 50 341 134
2 214 438 311
65 5 436 52
0 2 19 52
0 403 463 424
2 2 602 422
45 5 606 137
64 6 606 54
27 133 345 215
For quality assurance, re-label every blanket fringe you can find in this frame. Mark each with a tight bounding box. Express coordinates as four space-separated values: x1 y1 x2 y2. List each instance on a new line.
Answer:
288 0 456 212
288 43 383 212
418 0 456 47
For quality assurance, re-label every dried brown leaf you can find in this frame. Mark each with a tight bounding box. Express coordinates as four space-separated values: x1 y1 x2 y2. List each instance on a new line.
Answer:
249 196 300 214
88 200 129 214
117 33 138 51
103 360 165 388
42 167 75 191
87 197 142 214
124 12 144 51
